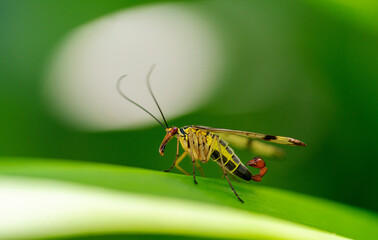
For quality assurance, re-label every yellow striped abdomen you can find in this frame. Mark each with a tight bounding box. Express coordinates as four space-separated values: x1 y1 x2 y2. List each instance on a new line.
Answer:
178 126 253 181
207 133 252 181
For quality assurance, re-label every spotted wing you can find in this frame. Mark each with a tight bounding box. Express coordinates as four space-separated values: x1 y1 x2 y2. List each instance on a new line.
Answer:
216 133 286 158
194 125 307 147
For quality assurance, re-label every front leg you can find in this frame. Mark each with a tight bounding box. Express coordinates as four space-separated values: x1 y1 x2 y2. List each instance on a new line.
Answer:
164 135 190 175
165 137 181 173
174 152 189 175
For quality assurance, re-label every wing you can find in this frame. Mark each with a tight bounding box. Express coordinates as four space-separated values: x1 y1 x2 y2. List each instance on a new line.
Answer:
194 125 307 146
215 132 285 158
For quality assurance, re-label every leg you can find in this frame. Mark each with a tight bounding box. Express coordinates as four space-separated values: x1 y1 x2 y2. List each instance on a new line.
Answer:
198 134 207 163
188 132 198 184
174 152 189 175
195 160 205 177
219 166 239 182
165 137 180 172
217 137 244 203
228 171 240 182
246 157 268 182
192 159 197 184
204 135 217 163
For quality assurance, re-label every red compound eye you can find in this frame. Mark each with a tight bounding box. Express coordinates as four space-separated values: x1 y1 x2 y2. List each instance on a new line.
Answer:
171 127 178 134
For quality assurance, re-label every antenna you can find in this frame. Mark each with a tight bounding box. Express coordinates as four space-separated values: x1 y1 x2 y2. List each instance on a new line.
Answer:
146 64 169 128
117 74 166 129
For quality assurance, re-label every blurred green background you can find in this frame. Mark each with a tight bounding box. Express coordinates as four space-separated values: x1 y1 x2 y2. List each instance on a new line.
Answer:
0 0 377 216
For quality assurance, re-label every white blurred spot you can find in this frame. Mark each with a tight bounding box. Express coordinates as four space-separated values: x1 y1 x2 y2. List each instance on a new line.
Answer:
0 176 346 240
44 3 223 131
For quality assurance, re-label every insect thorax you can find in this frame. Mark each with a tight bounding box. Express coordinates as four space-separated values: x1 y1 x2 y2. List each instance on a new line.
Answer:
178 126 209 157
178 127 229 160
177 126 252 181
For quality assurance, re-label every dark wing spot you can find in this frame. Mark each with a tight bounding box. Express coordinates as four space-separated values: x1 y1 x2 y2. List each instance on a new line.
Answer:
262 135 277 141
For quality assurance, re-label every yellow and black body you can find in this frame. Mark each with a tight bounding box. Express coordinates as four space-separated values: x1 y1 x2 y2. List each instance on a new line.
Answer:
158 125 305 203
176 126 252 181
117 66 306 203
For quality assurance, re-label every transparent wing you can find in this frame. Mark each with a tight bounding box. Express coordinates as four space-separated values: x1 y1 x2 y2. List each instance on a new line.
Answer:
216 133 285 158
194 125 307 147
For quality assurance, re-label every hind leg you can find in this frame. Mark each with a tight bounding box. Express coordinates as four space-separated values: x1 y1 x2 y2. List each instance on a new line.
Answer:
246 157 268 182
217 137 244 203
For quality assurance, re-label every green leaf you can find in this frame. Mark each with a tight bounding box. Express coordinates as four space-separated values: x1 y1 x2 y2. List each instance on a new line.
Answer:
0 157 376 240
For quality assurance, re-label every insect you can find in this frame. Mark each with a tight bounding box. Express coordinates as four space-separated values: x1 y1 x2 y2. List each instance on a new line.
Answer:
117 65 306 203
